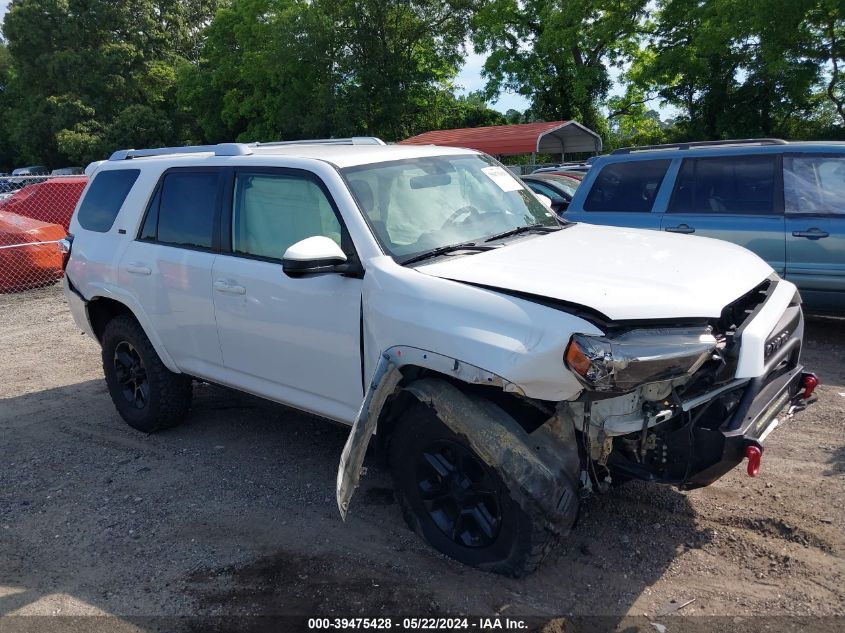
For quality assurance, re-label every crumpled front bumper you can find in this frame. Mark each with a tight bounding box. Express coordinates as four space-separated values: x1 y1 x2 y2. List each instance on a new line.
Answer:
609 303 814 489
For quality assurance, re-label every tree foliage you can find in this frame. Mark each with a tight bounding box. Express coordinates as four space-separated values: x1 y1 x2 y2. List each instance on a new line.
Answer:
0 0 843 168
615 0 845 141
179 0 490 143
471 0 650 136
0 0 219 166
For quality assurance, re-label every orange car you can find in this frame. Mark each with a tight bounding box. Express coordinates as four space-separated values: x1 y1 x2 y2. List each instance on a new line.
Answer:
0 176 87 230
0 210 66 292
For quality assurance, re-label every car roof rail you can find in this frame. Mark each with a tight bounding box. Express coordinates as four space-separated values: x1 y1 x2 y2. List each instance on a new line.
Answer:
109 143 253 161
252 137 386 147
611 138 789 155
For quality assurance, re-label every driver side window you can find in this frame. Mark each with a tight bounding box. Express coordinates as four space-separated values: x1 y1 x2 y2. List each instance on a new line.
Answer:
232 172 342 261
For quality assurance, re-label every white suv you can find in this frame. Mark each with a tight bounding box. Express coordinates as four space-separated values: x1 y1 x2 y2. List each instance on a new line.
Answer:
62 139 816 576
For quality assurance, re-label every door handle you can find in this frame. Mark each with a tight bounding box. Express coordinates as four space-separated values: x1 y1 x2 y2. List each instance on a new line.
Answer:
664 224 696 234
214 279 246 295
126 262 151 276
792 228 829 240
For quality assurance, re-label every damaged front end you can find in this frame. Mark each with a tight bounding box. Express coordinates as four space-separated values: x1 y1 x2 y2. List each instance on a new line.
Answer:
336 350 581 534
568 282 815 490
337 281 815 528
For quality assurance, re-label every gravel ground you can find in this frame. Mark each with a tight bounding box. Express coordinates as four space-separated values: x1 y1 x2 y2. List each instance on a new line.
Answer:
0 285 843 632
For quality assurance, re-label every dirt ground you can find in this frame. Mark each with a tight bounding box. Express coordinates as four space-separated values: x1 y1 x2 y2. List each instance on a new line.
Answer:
0 285 843 632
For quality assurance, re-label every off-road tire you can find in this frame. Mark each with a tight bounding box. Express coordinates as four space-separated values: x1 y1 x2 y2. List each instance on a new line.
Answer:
389 401 559 577
101 314 192 433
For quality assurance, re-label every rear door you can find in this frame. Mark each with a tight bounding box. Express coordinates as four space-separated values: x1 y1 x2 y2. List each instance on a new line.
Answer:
783 153 845 313
119 168 224 374
661 154 785 275
565 159 671 229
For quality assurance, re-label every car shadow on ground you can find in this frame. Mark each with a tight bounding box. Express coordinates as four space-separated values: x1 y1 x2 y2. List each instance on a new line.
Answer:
0 378 711 632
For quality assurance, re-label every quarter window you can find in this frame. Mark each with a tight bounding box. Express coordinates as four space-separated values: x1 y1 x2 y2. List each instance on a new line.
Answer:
141 171 220 249
784 155 845 215
669 155 776 214
583 160 670 212
77 169 140 232
231 173 342 260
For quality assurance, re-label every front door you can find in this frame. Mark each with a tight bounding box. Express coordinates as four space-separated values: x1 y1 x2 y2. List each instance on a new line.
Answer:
212 168 363 423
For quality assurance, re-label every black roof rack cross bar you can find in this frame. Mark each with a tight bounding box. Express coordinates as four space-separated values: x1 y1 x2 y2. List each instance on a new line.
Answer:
611 138 789 155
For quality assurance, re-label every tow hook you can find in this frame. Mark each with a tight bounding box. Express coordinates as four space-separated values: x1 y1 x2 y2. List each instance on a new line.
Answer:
788 372 820 417
744 443 763 477
799 372 819 400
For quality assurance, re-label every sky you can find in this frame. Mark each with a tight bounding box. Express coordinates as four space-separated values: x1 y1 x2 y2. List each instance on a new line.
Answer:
454 49 531 113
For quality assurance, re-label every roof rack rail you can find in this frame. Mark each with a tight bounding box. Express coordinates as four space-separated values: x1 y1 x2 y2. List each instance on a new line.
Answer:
253 137 386 147
611 138 788 155
109 143 252 161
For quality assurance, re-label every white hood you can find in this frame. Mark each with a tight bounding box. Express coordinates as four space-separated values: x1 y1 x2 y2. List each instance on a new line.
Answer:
416 223 773 321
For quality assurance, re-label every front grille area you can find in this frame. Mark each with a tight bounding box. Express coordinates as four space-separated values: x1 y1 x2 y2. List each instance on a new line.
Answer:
677 279 774 399
714 279 773 343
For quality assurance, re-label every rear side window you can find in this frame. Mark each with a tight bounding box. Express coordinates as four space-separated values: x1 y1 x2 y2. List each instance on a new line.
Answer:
140 171 219 249
784 154 845 214
77 169 140 232
669 155 776 214
583 160 670 212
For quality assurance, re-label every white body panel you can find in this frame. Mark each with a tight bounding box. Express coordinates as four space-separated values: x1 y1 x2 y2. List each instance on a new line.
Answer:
735 278 798 378
118 241 222 374
417 223 775 320
361 257 603 402
211 253 363 423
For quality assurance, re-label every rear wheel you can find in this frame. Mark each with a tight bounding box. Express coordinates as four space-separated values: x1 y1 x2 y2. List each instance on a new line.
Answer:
389 401 558 576
101 315 192 433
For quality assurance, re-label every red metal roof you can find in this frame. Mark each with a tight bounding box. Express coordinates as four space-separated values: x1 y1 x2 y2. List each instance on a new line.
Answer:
399 121 602 156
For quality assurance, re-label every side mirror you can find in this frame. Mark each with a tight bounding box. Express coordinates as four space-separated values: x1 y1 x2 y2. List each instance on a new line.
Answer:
550 196 569 214
282 236 347 277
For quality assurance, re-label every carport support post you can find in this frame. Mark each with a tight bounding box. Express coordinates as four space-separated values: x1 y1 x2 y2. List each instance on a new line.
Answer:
530 152 536 170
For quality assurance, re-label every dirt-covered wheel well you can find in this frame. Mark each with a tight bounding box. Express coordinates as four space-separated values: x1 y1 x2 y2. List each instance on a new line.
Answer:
372 366 554 465
87 296 135 342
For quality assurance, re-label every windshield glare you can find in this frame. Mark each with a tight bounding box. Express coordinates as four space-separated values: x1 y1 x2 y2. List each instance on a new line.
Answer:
343 154 558 259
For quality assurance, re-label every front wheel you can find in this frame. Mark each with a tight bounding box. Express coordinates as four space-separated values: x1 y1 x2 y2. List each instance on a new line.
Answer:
101 315 192 433
389 401 559 576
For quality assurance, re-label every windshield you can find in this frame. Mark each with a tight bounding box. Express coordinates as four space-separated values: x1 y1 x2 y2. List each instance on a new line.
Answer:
343 154 558 260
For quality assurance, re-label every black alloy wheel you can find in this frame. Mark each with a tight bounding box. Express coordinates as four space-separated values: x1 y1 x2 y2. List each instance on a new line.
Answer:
416 439 503 548
113 341 149 410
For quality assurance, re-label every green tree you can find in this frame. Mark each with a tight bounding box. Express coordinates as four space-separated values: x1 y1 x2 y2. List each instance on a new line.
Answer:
471 0 649 136
624 0 840 140
180 0 475 143
1 0 219 166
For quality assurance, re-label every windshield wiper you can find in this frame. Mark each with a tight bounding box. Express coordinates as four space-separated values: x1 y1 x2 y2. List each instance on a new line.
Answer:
400 242 496 266
483 223 563 243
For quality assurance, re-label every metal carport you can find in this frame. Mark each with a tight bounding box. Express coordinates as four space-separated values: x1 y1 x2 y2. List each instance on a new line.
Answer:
399 121 602 160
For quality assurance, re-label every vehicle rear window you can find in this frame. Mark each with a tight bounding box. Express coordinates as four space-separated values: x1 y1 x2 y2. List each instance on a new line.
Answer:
583 160 670 212
669 155 776 214
141 171 219 249
784 154 845 214
77 169 140 232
